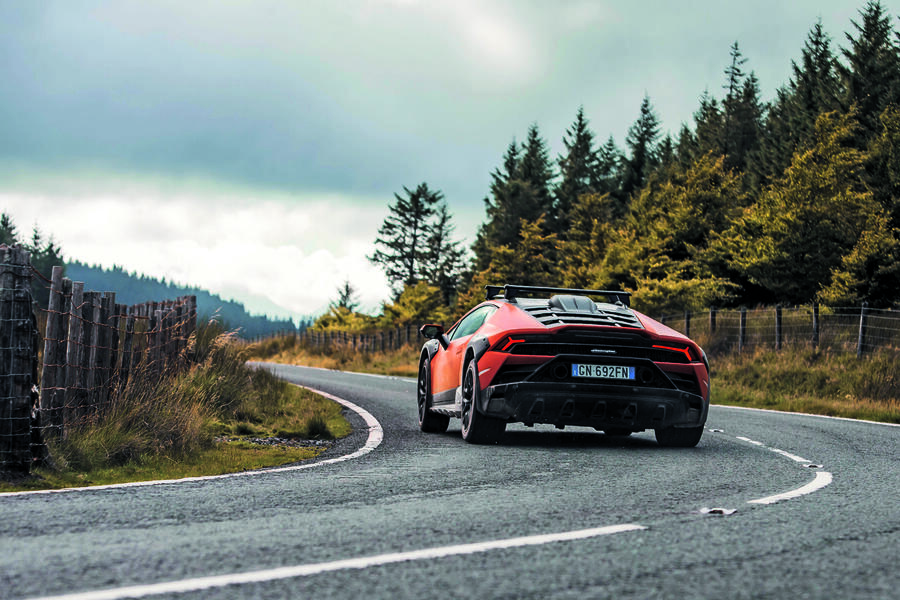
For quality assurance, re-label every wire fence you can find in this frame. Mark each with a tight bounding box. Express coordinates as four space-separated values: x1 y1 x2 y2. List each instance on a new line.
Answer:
1 250 197 475
279 324 422 353
274 305 900 361
658 305 900 357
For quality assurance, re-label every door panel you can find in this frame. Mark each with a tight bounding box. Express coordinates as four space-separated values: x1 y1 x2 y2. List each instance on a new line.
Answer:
431 335 470 401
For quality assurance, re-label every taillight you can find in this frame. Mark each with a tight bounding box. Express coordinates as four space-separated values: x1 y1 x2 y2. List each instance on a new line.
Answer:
652 344 694 362
500 337 526 352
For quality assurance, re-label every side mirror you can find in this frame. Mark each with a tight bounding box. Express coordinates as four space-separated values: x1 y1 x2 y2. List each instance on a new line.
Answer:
419 323 449 350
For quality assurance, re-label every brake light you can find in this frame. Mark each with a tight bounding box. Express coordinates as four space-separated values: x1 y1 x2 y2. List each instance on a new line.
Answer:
501 337 526 351
652 344 694 362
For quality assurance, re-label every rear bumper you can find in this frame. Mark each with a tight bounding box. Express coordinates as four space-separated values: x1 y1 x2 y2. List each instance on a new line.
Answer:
482 380 708 431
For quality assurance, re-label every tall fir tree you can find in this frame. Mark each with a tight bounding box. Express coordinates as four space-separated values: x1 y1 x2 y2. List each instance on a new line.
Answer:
333 280 360 311
0 213 18 246
840 0 900 142
693 90 725 158
368 183 442 297
472 125 555 270
518 123 555 216
750 21 841 189
721 43 764 173
621 95 661 199
555 106 600 237
421 202 466 307
792 19 842 139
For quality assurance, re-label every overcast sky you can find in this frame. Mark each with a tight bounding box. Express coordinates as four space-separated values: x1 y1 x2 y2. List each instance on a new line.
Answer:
0 0 876 318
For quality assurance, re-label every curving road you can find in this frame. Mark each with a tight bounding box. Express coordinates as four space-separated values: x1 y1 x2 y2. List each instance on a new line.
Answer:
2 363 899 599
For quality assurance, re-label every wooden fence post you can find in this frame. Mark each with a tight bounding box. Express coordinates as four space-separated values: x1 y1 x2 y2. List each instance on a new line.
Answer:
684 310 692 338
709 307 717 334
63 282 84 428
812 303 819 348
78 291 97 416
39 266 67 437
739 307 747 353
857 302 869 358
85 292 101 410
775 305 783 351
0 246 37 472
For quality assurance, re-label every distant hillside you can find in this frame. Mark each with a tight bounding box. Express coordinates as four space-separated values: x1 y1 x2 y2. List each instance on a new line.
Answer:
65 262 307 339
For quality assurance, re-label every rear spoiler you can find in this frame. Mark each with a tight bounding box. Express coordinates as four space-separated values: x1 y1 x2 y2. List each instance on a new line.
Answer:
484 284 632 307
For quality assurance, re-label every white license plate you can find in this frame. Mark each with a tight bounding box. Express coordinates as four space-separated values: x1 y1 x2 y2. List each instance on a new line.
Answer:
571 363 635 380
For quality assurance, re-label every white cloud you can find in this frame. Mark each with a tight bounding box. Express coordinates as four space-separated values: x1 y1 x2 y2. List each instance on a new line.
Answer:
0 172 393 318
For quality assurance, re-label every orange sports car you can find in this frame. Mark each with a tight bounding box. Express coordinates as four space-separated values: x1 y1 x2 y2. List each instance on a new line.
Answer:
418 284 709 446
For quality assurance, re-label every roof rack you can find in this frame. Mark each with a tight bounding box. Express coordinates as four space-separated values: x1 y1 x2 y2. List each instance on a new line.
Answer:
484 284 632 306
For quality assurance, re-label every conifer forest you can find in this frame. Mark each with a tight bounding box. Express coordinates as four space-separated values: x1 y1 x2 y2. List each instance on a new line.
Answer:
366 1 900 325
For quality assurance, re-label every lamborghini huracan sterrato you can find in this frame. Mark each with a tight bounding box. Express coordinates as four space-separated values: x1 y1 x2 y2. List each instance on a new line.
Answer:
417 284 710 446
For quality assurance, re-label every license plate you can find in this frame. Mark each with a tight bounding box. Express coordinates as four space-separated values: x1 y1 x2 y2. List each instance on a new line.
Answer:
571 363 635 380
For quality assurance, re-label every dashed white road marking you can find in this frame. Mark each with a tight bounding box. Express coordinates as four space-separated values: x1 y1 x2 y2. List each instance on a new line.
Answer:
748 471 834 505
0 387 383 499
727 434 833 505
27 524 647 600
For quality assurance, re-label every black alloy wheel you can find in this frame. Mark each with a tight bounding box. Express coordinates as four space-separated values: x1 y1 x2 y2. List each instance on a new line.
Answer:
418 356 449 433
460 360 505 444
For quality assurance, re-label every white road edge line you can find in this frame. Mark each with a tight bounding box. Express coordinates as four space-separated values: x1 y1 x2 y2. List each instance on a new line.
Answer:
27 524 647 600
748 471 833 505
0 386 382 499
713 403 900 428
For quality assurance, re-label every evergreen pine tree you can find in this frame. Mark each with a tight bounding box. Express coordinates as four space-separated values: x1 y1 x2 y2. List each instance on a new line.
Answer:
421 202 466 307
518 123 555 217
1 213 18 245
693 90 725 158
675 123 699 170
840 0 900 141
792 19 842 140
721 43 764 172
596 135 624 199
621 95 661 198
368 183 442 296
333 280 360 311
472 125 554 270
555 106 600 236
749 21 841 189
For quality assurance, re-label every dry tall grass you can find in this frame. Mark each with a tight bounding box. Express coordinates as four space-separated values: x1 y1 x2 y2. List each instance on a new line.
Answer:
48 321 349 473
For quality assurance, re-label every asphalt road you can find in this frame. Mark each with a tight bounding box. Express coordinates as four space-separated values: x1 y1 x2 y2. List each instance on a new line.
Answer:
2 363 899 600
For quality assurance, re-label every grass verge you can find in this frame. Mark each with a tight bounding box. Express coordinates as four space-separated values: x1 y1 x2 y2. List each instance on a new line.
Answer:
1 324 351 493
710 347 899 423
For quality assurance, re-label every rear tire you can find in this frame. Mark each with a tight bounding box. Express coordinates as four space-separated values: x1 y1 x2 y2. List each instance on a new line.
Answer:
460 360 505 444
418 356 449 433
655 425 703 447
603 428 632 437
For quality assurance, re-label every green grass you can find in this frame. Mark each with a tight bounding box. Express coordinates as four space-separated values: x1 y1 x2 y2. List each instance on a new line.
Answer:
710 347 900 423
0 324 351 493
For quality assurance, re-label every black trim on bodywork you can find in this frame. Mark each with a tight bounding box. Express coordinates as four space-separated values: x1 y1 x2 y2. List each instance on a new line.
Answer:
422 339 441 360
466 334 491 363
482 380 707 430
480 354 708 430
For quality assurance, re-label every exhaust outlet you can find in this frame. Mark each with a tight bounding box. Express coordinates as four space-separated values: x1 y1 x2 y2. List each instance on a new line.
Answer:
552 363 569 380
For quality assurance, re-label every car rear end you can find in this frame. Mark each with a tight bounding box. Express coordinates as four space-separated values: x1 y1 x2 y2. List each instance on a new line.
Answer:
475 295 709 435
